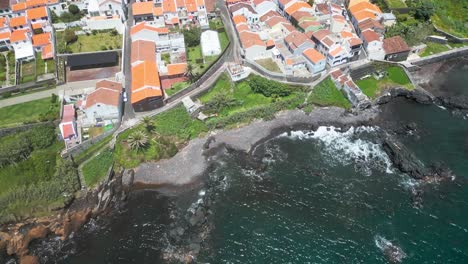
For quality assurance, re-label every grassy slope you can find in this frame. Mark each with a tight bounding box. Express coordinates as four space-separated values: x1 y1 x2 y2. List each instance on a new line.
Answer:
255 58 282 73
430 0 467 38
308 77 351 109
82 149 113 187
0 98 59 128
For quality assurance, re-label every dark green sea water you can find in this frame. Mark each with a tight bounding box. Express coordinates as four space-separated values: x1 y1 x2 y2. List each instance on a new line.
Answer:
33 60 468 263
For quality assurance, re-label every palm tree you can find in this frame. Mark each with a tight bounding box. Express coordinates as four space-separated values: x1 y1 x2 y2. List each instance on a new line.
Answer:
184 63 198 83
142 116 155 133
127 130 148 151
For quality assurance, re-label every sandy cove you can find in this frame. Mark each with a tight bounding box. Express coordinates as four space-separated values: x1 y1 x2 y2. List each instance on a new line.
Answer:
131 107 379 188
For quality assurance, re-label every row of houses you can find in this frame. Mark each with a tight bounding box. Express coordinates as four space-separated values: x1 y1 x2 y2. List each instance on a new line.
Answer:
132 0 213 29
347 0 410 61
0 0 56 61
228 0 411 77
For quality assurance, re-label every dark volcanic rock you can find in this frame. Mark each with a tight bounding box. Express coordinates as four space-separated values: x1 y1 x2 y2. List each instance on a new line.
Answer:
382 135 428 179
376 88 433 105
437 95 468 110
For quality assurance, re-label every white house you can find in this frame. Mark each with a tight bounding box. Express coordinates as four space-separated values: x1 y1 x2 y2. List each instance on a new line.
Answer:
80 79 122 127
253 0 278 17
229 2 260 24
302 47 326 74
239 31 269 59
201 30 221 56
361 29 385 60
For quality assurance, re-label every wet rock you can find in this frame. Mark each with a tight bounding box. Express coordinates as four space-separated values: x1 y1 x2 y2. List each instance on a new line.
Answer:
382 135 428 179
437 95 468 110
376 88 433 105
122 169 135 188
189 243 200 254
62 209 92 240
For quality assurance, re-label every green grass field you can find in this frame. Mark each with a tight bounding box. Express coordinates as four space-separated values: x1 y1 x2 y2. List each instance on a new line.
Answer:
0 97 59 128
356 66 413 98
57 30 122 53
308 78 351 109
82 148 113 187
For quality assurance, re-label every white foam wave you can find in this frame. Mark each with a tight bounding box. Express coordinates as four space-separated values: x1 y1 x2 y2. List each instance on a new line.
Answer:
375 235 407 263
281 126 393 175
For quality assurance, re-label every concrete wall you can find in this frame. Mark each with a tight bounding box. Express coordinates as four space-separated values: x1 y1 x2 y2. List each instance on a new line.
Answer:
0 121 55 138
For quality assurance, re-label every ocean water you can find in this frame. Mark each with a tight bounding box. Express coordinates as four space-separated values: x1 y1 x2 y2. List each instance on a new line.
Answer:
36 61 468 263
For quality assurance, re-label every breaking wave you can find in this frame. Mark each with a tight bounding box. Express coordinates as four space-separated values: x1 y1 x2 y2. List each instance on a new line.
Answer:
374 235 407 263
280 126 393 175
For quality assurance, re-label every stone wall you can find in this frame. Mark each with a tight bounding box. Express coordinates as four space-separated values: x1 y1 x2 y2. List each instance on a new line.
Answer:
406 47 468 70
0 121 55 138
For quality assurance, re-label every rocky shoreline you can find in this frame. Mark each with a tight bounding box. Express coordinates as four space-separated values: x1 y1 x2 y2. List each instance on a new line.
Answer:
2 58 467 263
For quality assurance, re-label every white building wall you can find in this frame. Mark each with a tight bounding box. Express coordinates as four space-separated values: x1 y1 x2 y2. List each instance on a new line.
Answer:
366 40 385 60
85 18 124 33
245 45 270 60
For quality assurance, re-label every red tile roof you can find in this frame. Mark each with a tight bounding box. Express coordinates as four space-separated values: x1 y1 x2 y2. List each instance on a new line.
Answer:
85 87 120 108
383 36 410 54
239 31 265 48
362 30 381 43
303 48 325 64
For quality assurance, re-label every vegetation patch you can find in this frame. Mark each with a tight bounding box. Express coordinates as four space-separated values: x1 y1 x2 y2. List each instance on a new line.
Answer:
35 53 55 75
20 60 35 84
355 66 413 98
82 149 113 187
429 0 467 38
165 81 190 96
0 95 59 128
0 125 81 223
308 77 351 109
57 29 122 53
0 54 7 84
385 0 407 8
114 109 207 168
255 58 282 73
420 42 450 57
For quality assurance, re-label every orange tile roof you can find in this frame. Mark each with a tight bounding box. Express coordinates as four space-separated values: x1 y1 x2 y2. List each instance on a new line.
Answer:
348 0 370 8
239 31 265 49
131 40 156 64
32 32 50 46
232 15 247 25
0 17 6 28
284 2 311 16
96 79 122 92
340 31 354 39
349 1 382 16
85 88 120 108
186 0 198 12
303 48 325 64
11 3 27 11
132 2 154 16
42 44 54 59
163 0 177 13
131 61 162 103
352 10 378 23
131 22 169 35
0 31 11 40
329 46 344 57
27 6 48 20
236 24 249 33
266 39 275 47
153 6 163 16
10 30 28 42
170 17 179 24
9 16 28 27
31 23 43 29
176 0 185 8
167 63 187 76
196 0 205 7
362 29 380 43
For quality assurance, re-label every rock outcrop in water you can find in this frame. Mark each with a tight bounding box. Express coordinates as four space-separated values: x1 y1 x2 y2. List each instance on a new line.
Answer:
375 88 434 105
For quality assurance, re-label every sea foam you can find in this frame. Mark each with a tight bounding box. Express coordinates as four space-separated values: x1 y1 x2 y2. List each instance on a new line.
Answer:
281 126 393 175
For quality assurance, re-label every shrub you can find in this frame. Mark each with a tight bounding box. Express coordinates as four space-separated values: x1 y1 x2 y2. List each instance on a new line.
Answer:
68 4 80 15
63 28 78 44
248 75 291 97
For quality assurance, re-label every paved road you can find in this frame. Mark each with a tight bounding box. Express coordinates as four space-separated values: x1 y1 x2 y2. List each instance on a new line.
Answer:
0 89 56 108
122 0 135 120
217 0 242 62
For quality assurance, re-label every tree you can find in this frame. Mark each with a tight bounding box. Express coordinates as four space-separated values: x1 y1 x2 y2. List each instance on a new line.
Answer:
50 10 59 23
68 4 80 15
181 26 201 47
414 0 434 21
205 93 240 113
63 28 78 44
184 63 199 83
142 117 156 133
127 130 148 151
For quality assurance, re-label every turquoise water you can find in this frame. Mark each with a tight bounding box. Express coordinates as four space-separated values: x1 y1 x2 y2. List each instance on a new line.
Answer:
34 61 468 263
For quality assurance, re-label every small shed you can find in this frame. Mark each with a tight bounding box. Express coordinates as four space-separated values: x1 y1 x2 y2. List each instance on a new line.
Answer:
201 30 221 57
